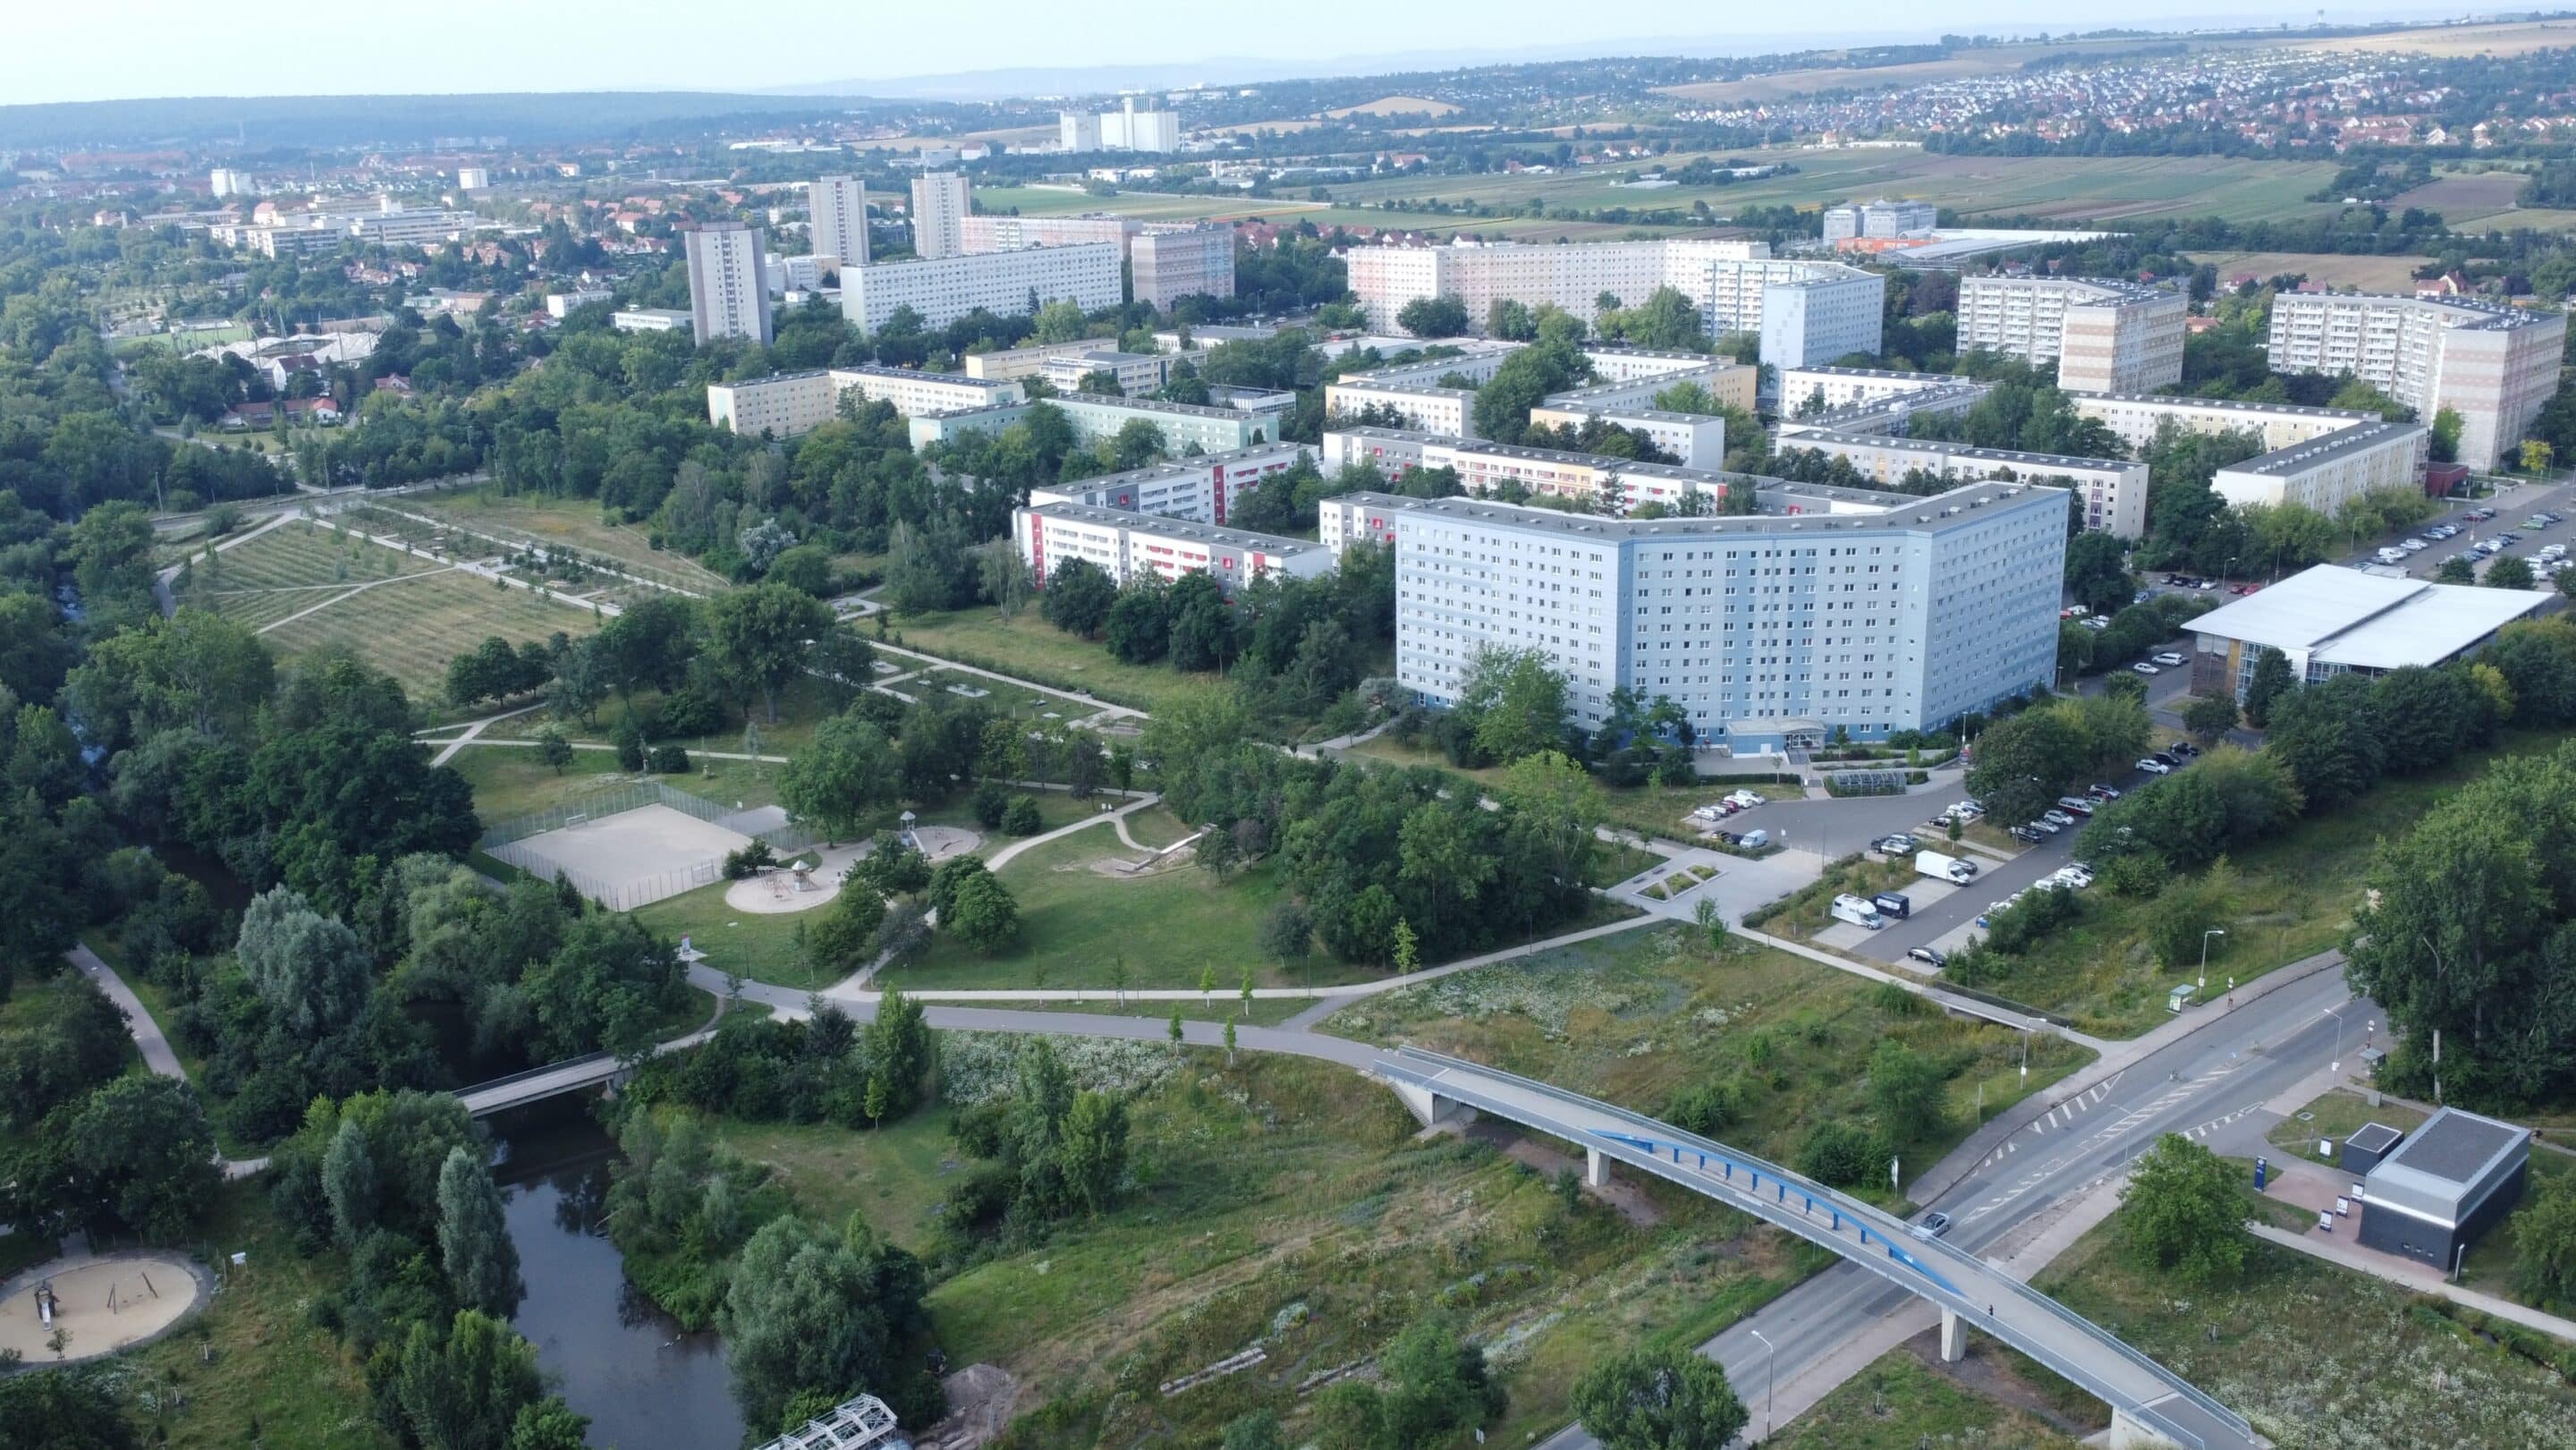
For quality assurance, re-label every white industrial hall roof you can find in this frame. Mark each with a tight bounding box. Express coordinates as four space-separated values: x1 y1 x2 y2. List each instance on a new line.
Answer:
2189 564 2552 670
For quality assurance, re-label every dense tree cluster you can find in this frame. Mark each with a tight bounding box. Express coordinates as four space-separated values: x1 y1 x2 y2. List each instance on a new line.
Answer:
632 993 936 1129
942 1038 1134 1232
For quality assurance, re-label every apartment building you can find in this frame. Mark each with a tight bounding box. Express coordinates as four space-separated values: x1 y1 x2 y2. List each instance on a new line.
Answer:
909 173 970 260
611 308 691 334
1956 276 2186 393
1523 405 1727 468
544 287 614 319
1325 379 1481 437
1319 428 1751 516
1777 433 2149 538
840 242 1123 333
1015 505 1330 595
1131 226 1236 309
1778 366 1974 414
682 221 771 346
809 175 870 267
962 338 1114 381
913 391 1292 454
1356 478 2065 748
209 167 250 199
1822 198 1938 241
959 213 1138 252
2072 393 2432 517
1345 240 1879 367
2264 293 2565 469
1040 348 1209 395
1025 442 1311 524
1540 361 1758 417
706 366 1026 437
349 208 478 248
2210 420 2431 513
455 167 490 191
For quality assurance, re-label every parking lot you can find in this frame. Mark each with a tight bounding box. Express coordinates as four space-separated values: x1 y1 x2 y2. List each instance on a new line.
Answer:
2343 477 2576 585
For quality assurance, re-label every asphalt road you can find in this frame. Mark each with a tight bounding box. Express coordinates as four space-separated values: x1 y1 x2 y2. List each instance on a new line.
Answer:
1539 965 2365 1450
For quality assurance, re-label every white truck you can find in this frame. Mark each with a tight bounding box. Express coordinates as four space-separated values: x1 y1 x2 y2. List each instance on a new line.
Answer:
1830 894 1886 929
1915 849 1979 885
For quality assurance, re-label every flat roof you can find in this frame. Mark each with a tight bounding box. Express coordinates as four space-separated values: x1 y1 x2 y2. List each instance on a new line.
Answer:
2073 393 2378 424
2190 564 2550 668
2378 1107 2529 1188
2278 291 2556 330
1025 501 1318 555
1328 479 2059 543
2221 419 2428 476
2347 1123 2405 1155
1793 430 2137 473
1779 365 1959 384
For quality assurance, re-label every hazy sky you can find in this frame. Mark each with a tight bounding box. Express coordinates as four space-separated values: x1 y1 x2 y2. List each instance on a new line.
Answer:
7 0 2443 105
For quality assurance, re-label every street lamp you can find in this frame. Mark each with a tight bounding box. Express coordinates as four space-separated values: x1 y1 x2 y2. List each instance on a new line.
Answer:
2199 929 2225 990
2324 1003 2353 1073
1749 1327 1776 1438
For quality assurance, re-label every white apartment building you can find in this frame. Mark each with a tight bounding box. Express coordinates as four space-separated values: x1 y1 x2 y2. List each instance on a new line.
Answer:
1015 505 1330 595
909 173 970 260
2072 393 2432 517
962 338 1113 381
1321 428 1744 516
1326 380 1482 437
2264 293 2566 470
960 213 1137 252
1351 477 2065 748
349 208 477 248
809 175 870 267
1778 366 1973 414
682 222 771 346
544 288 614 318
209 167 250 199
707 366 1026 437
768 253 829 293
1132 226 1235 309
914 391 1291 454
1778 433 2150 538
1025 442 1311 525
1344 237 1792 338
1957 276 2186 393
1041 348 1209 394
612 308 691 334
2210 420 2431 513
1526 405 1726 468
1822 199 1938 241
840 242 1123 333
1541 361 1758 417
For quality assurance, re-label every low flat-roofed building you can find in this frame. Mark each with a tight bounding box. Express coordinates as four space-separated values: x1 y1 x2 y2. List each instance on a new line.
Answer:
912 391 1292 454
708 366 1024 437
2340 1122 2406 1175
1776 432 2148 538
1326 379 1481 437
1014 502 1333 595
2359 1107 2532 1270
962 339 1106 381
1779 366 1979 414
611 308 691 334
2209 419 2429 514
2184 563 2554 699
1040 348 1208 395
1526 404 1726 468
1026 442 1311 525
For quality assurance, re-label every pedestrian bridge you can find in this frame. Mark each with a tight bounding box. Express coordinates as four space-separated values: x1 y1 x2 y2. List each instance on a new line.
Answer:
1373 1047 2257 1450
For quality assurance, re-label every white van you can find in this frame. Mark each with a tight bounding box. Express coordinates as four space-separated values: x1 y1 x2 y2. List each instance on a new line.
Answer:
1739 828 1770 850
1830 895 1886 930
2375 547 2408 565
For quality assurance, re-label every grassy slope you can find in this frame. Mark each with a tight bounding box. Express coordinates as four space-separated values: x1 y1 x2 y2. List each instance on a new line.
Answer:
886 604 1227 716
1776 1345 2088 1448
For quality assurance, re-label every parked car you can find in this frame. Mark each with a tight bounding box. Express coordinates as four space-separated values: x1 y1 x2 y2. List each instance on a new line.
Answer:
1876 834 1919 855
1715 830 1742 845
1906 946 1947 969
1911 1211 1953 1241
2131 661 2162 675
2041 809 2077 827
2230 582 2259 595
2054 866 2094 888
2151 751 2180 767
2151 651 2185 667
2087 783 2123 801
1873 892 1912 920
2027 817 2063 835
2055 795 2096 816
2137 757 2173 775
2008 824 2043 844
1726 790 1764 809
2169 741 2200 758
2081 615 2112 632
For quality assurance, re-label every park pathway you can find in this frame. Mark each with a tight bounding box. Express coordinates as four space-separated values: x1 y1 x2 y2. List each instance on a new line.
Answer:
70 945 268 1179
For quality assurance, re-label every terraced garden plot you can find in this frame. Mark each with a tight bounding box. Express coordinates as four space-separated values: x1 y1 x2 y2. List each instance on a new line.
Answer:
256 567 602 702
174 521 445 627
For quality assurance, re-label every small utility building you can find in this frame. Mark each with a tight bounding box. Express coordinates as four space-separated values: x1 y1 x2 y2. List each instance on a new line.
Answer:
2339 1122 2404 1175
2357 1107 2532 1270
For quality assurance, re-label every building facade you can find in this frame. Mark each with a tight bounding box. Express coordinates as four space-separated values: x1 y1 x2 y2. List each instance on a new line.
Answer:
840 242 1123 333
1778 366 1975 414
959 212 1138 253
1822 199 1938 241
809 175 870 267
455 166 490 191
1015 504 1330 595
1131 226 1236 309
909 173 970 260
1025 442 1310 524
2265 293 2566 469
2208 419 2430 513
1956 276 2185 393
912 391 1290 454
1775 432 2149 538
707 366 1025 437
1363 479 2065 748
682 222 770 346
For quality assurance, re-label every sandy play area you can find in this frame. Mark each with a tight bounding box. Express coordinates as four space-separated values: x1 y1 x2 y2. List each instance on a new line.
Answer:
0 1252 206 1364
721 826 983 914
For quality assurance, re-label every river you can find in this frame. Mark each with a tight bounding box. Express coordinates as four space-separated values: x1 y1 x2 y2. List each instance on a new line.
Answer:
488 1101 747 1450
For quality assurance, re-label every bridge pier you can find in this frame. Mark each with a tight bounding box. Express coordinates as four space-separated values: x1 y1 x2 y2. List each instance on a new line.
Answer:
1387 1081 1470 1129
1939 1308 1966 1363
1585 1146 1608 1187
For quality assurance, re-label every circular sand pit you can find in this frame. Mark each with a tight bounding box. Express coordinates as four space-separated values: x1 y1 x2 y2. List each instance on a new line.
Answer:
719 826 986 914
0 1252 208 1365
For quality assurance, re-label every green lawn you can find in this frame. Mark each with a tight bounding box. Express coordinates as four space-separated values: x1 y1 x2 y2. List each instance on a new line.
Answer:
885 604 1216 716
1962 731 2572 1037
117 1180 398 1450
2035 1204 2576 1449
1343 733 1800 844
1775 1345 2090 1448
708 1110 962 1250
370 488 735 597
1322 926 2093 1201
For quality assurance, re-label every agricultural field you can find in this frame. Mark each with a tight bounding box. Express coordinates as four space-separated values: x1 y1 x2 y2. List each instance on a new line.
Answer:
1321 148 2351 227
1322 926 2093 1194
1326 94 1462 118
1656 38 2269 106
2305 17 2576 58
172 518 604 709
360 489 733 598
967 185 1331 223
2186 251 2442 292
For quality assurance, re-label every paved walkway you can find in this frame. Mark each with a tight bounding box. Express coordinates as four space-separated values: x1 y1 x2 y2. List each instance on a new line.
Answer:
72 945 267 1179
2249 1224 2576 1344
426 702 547 766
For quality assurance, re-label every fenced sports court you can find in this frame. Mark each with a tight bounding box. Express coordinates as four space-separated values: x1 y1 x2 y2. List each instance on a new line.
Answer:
481 781 814 911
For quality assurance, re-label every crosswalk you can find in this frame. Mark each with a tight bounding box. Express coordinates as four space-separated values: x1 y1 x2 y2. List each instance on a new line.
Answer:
1960 1063 2250 1225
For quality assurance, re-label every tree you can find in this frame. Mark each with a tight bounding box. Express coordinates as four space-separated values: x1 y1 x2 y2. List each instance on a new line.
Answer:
59 1074 219 1241
1038 558 1117 637
808 884 887 977
1223 1410 1286 1450
944 871 1021 953
2181 692 2239 743
0 1371 140 1450
235 886 372 1041
1569 1344 1748 1450
2436 554 2478 584
322 1115 379 1244
2487 555 2538 591
538 727 574 774
2118 1133 2247 1285
437 1144 524 1317
1868 1039 1945 1144
1260 900 1314 960
394 1310 547 1450
2062 531 2135 616
1001 795 1043 835
1396 294 1470 338
709 584 835 723
2240 647 2293 728
719 1217 928 1432
778 711 901 838
1377 1312 1504 1450
1454 648 1568 764
1963 708 2084 826
1056 1090 1129 1216
2511 1171 2576 1314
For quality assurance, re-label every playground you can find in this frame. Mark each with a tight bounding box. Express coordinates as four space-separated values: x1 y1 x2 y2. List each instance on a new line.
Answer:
0 1252 207 1364
720 825 981 914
